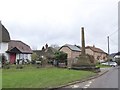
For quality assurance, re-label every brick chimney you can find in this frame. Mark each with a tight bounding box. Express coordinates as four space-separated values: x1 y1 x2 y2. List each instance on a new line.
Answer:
93 45 95 48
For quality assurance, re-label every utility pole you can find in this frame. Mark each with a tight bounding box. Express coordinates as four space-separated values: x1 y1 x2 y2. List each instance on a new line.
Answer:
107 36 110 55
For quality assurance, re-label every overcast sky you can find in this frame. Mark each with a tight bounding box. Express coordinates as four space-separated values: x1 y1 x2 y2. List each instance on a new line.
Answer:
0 0 119 53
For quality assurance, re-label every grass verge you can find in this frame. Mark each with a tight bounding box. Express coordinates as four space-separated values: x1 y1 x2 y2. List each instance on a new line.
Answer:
2 66 96 88
97 64 111 68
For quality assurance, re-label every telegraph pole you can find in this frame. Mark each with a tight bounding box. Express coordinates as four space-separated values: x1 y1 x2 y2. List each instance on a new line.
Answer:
107 36 110 55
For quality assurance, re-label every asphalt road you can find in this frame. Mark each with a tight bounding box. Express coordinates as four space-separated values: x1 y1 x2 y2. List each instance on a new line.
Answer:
89 67 118 88
64 67 119 89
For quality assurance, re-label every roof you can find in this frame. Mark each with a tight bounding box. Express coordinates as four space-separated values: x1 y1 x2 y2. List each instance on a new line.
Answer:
86 46 106 54
0 22 10 42
115 52 120 55
59 44 81 52
33 50 44 56
109 53 117 57
7 40 33 54
33 47 57 57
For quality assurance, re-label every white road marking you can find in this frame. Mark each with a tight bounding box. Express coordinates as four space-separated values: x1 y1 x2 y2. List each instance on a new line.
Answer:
83 80 93 88
89 81 92 84
85 84 90 87
83 86 88 88
72 85 79 88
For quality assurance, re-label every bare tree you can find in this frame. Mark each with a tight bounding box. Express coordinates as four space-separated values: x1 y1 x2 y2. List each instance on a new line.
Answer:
50 44 59 49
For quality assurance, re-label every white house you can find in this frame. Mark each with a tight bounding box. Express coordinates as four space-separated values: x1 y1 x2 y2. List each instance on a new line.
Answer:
0 21 32 64
0 21 10 63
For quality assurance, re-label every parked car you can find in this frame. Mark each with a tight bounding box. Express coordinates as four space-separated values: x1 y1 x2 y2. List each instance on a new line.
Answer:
101 62 109 65
109 62 117 67
101 61 117 67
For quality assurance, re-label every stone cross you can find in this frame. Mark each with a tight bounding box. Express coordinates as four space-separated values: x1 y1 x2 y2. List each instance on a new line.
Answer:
81 27 85 55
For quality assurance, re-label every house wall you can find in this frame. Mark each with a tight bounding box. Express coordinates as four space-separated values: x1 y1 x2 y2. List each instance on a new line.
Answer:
101 53 107 60
15 54 32 63
60 47 72 68
60 47 72 59
0 42 8 53
86 48 107 62
60 46 81 68
71 51 81 59
60 46 81 59
0 42 9 60
86 49 94 56
94 52 102 60
16 54 19 61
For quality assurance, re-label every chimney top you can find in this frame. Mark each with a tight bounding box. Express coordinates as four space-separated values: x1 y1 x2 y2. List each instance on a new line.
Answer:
93 45 95 48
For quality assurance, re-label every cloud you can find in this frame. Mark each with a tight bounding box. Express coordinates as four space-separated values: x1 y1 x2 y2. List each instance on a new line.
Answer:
0 0 119 53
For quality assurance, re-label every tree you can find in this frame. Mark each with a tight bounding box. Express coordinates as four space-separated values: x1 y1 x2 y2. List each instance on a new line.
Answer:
54 51 67 63
31 53 39 61
50 44 59 48
1 54 10 69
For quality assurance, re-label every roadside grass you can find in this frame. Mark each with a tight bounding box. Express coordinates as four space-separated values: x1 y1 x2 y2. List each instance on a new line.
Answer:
0 69 2 89
96 64 111 68
2 65 96 88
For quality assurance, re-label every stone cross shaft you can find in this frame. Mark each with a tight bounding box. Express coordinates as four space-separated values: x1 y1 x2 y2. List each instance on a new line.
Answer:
81 27 85 55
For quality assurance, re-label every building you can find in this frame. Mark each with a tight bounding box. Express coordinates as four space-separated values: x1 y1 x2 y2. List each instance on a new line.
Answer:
0 22 10 61
59 44 81 67
85 45 108 62
59 44 81 59
33 46 57 60
0 22 32 64
6 40 33 64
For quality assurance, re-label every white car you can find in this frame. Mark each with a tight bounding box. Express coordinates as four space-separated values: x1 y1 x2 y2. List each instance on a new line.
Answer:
101 62 109 65
109 62 117 67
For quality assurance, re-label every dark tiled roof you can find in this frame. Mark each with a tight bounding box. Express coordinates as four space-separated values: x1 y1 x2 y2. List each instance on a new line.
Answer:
7 40 33 54
115 52 120 55
86 46 106 54
109 53 116 57
60 44 81 52
0 23 10 42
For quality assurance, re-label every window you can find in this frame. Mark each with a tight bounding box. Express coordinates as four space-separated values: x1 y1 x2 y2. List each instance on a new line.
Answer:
20 54 24 59
24 54 28 59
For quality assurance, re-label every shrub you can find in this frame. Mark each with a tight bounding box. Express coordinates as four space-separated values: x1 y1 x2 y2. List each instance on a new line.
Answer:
31 53 39 61
54 51 67 63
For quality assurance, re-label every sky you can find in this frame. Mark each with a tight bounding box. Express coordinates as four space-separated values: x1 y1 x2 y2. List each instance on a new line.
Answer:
0 0 119 54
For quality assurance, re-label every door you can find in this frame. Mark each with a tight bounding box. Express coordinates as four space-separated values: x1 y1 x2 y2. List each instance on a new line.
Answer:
10 53 16 64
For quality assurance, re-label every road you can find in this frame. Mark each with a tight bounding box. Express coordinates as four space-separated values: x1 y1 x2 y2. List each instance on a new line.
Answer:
64 67 119 89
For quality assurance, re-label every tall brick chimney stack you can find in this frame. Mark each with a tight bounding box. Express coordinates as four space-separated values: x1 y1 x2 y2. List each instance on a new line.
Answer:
81 27 85 55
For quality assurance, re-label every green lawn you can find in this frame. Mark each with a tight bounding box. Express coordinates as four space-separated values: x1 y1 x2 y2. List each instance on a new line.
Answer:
96 64 111 68
0 69 2 89
2 66 96 88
